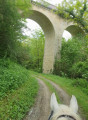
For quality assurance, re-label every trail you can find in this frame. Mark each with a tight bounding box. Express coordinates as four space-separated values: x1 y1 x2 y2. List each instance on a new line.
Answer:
41 76 71 105
23 78 51 120
24 76 86 120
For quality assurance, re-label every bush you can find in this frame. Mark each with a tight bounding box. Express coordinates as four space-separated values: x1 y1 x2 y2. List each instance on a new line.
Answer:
54 35 88 79
0 0 25 58
72 79 88 95
53 59 68 77
70 61 88 80
82 72 88 80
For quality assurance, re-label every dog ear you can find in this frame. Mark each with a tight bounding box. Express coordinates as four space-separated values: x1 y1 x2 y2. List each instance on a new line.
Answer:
50 93 59 112
70 95 78 113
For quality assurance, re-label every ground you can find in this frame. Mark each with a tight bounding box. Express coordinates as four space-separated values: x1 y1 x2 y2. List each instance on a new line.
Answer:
23 76 85 120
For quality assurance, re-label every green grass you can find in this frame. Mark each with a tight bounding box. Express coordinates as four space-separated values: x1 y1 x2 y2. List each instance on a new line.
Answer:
0 58 30 99
0 59 39 120
30 71 88 119
39 76 60 103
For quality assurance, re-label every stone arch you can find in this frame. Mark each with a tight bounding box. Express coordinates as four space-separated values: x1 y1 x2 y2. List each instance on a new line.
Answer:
29 8 56 73
29 10 55 39
65 25 84 36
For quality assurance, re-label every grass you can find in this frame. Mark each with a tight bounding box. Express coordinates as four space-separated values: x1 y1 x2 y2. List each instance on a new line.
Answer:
30 71 88 119
39 76 60 103
0 59 39 120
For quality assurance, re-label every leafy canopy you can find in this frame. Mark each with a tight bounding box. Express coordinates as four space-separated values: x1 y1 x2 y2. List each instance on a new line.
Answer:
22 29 45 72
0 0 31 58
15 0 32 17
57 0 88 33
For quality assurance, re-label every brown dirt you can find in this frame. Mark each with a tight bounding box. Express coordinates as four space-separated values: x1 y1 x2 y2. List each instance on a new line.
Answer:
23 76 86 120
42 77 71 105
23 78 51 120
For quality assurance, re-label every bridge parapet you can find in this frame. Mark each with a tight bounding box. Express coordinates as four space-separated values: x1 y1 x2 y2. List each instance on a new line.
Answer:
31 0 57 12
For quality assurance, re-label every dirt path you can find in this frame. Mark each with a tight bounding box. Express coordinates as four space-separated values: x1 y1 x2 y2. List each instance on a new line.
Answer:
24 76 86 120
41 77 71 105
23 78 51 120
38 76 86 120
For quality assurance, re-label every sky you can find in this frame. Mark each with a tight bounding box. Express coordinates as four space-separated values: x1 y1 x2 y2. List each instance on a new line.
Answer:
23 0 71 40
34 0 63 6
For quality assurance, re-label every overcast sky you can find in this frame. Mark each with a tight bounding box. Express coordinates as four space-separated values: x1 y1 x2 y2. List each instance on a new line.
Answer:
23 0 71 40
35 0 63 6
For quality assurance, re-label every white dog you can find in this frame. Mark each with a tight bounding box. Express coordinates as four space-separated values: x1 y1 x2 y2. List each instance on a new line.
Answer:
48 93 82 120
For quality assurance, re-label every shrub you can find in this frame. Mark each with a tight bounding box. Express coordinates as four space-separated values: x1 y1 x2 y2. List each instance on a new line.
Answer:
53 59 68 77
72 78 88 95
70 61 88 79
54 35 88 79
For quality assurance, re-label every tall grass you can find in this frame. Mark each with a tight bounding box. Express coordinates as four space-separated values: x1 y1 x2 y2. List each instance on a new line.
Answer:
0 59 38 120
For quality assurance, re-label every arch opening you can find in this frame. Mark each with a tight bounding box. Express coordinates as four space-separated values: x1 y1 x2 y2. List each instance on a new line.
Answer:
23 7 56 73
22 18 45 72
66 25 84 37
29 9 55 38
62 25 84 41
62 30 72 41
23 18 44 37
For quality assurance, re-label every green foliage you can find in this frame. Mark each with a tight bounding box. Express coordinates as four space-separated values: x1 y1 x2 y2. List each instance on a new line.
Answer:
0 58 29 99
70 61 88 79
22 29 45 72
0 59 38 120
57 0 88 33
72 79 88 95
53 34 88 79
7 29 45 72
0 0 22 57
15 0 32 17
29 30 45 72
14 41 31 67
33 0 49 8
0 0 31 58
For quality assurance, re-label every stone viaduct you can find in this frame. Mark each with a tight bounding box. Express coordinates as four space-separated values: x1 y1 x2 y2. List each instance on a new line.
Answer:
29 0 83 73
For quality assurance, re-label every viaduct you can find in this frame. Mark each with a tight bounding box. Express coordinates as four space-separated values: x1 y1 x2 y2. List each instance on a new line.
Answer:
29 0 83 73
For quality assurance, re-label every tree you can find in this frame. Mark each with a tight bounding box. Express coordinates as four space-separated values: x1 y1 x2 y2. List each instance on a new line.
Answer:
53 34 88 79
0 0 31 58
56 0 88 33
15 0 31 17
23 29 45 72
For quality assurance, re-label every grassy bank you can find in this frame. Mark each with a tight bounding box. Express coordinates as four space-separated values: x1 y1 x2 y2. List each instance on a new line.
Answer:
0 59 38 120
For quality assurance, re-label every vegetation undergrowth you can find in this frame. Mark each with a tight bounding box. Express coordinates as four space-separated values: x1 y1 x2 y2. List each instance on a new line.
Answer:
0 59 38 120
30 71 88 119
54 34 88 80
21 29 45 72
